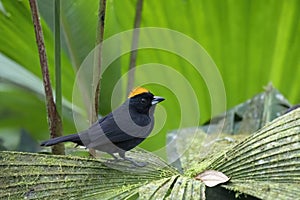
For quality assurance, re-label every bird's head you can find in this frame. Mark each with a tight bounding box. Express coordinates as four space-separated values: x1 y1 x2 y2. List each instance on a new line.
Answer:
128 87 165 114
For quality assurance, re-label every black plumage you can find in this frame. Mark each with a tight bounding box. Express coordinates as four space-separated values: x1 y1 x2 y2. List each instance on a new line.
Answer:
41 88 164 166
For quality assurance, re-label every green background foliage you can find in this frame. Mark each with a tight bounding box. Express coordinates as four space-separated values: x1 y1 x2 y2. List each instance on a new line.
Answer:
0 0 299 154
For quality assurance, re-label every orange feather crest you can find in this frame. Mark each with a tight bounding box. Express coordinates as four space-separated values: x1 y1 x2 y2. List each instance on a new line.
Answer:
128 87 149 98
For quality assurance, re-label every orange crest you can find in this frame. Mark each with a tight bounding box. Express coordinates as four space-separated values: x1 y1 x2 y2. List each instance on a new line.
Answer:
128 87 149 98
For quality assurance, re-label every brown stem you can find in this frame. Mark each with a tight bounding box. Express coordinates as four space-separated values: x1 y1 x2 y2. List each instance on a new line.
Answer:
89 0 106 157
127 0 144 95
92 0 106 123
29 0 64 155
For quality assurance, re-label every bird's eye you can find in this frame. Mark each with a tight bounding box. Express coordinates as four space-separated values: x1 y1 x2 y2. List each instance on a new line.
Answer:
141 98 147 104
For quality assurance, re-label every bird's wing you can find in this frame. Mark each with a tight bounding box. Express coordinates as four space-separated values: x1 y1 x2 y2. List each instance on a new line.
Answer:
79 112 152 149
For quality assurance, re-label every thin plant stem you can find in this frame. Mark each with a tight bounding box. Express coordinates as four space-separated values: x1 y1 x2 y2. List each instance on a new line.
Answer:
54 0 62 117
92 0 106 124
29 0 64 155
127 0 143 95
89 0 107 157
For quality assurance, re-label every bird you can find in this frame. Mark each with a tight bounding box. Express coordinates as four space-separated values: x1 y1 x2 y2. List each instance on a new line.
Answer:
41 87 165 166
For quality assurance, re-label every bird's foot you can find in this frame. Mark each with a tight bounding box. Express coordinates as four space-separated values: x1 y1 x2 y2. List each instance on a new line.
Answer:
123 157 147 167
117 152 147 167
89 149 97 158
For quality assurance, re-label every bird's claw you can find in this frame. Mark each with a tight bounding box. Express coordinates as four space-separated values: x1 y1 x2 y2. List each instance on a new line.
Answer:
123 157 147 167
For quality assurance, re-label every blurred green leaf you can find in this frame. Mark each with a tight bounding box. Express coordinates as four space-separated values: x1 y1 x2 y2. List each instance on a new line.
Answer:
0 0 76 141
103 0 300 152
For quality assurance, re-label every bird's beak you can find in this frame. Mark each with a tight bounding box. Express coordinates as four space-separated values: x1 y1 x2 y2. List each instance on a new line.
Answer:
152 96 165 105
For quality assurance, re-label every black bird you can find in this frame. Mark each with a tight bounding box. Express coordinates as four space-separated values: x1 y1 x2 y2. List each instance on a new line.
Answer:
41 87 165 166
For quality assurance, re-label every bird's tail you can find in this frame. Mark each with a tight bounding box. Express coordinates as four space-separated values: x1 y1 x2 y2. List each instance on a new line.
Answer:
40 134 82 146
